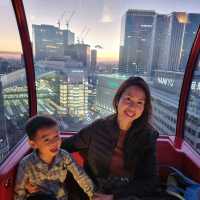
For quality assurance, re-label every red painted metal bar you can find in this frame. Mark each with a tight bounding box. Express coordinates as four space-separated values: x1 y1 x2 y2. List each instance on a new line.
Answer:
11 0 37 117
175 26 200 148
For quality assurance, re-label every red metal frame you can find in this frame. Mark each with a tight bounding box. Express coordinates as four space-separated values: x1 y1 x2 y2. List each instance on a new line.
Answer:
0 2 200 199
11 0 37 116
175 26 200 148
8 0 200 174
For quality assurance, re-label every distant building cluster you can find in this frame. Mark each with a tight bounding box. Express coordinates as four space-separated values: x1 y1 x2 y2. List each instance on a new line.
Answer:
32 24 97 72
119 10 200 76
32 24 99 120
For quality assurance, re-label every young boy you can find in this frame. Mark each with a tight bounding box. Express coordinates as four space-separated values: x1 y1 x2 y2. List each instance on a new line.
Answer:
14 115 94 200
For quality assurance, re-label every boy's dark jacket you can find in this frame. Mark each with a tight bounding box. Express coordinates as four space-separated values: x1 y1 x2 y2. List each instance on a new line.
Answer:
62 114 159 198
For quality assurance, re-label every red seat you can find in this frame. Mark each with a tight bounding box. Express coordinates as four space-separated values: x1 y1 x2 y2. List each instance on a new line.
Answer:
0 136 199 200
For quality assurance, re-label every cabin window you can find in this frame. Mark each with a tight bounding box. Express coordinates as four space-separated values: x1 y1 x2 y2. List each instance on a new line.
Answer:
0 0 28 164
184 54 200 154
22 0 200 138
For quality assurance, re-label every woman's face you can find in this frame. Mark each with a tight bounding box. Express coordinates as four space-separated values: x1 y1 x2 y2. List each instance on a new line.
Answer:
117 85 146 130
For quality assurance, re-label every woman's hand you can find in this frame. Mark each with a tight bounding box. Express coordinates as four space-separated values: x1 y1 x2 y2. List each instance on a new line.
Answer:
25 179 40 193
93 192 114 200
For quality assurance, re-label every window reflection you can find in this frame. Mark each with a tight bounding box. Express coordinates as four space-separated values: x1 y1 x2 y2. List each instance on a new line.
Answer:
0 1 28 163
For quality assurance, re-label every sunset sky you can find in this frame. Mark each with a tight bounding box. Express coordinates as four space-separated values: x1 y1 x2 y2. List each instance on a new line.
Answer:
1 0 200 62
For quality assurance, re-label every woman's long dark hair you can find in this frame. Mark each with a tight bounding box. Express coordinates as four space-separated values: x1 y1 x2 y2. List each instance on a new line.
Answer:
113 76 153 173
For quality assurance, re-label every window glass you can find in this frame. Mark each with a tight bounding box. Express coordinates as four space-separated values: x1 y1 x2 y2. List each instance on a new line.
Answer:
0 1 28 163
184 54 200 154
23 0 200 136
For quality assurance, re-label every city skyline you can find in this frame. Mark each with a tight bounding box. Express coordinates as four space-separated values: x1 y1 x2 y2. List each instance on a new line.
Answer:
1 0 200 62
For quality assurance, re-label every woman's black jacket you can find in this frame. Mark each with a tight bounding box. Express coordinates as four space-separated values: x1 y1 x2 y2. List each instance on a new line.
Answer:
62 114 159 198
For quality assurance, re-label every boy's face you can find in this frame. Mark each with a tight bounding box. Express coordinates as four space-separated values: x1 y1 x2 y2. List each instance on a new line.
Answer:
29 125 61 158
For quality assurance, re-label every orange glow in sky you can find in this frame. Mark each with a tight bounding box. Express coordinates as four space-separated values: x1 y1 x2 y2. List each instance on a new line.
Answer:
0 40 22 53
98 50 119 62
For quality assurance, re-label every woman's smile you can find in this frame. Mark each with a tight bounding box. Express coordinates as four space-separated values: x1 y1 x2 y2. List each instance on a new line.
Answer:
124 110 136 118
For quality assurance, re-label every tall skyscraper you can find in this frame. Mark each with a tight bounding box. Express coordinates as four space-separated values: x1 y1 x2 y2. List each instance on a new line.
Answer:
119 9 156 75
33 24 75 61
151 12 192 73
180 13 200 71
151 14 170 74
90 49 97 72
166 12 187 71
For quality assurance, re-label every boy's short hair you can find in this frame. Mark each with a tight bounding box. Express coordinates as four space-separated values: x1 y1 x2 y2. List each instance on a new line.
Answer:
25 115 58 140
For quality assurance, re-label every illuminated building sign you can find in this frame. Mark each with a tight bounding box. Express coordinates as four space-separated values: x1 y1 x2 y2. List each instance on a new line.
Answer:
157 77 175 87
191 81 200 92
157 76 200 94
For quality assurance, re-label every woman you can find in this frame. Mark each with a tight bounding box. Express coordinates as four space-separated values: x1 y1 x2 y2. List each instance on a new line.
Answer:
62 76 159 200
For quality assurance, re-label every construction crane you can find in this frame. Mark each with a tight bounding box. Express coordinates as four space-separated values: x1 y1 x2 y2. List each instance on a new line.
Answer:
65 10 76 30
81 28 90 44
77 26 87 43
57 10 66 29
